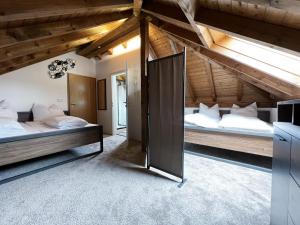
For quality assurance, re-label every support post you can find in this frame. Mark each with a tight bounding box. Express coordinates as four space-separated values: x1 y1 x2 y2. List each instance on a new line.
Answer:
140 18 149 152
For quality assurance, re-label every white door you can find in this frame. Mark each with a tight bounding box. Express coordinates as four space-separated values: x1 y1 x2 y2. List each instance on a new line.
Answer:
117 82 127 127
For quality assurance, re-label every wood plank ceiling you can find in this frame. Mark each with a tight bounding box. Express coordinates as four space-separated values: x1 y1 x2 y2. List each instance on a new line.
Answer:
0 0 299 108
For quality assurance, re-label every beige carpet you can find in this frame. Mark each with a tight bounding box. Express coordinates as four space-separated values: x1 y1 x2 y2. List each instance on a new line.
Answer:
0 135 271 225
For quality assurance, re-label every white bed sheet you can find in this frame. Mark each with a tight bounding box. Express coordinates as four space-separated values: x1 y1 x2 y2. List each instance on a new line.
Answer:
0 122 97 139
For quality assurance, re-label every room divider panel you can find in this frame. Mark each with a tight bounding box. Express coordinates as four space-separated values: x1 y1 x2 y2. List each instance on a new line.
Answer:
147 50 186 181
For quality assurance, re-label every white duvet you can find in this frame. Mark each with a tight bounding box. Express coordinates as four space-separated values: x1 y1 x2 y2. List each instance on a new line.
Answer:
218 114 273 133
184 113 219 128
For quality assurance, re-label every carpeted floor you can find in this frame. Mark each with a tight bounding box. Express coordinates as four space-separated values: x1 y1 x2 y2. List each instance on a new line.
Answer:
0 135 271 225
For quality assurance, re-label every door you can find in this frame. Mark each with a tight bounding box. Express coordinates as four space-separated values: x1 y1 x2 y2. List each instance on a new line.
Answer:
147 51 186 180
117 81 127 127
68 73 97 123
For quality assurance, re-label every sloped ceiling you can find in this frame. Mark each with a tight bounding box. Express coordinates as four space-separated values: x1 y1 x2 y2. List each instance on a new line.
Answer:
0 0 299 108
149 24 277 107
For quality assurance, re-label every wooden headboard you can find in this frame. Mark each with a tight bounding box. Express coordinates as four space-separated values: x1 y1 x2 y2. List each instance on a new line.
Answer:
192 109 271 123
18 111 69 122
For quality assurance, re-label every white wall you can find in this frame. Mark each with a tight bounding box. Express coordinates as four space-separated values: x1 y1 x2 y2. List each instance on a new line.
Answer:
0 51 96 111
96 49 141 141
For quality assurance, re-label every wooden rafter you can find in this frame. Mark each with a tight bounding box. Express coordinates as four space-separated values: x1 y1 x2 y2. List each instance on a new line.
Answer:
242 0 300 15
0 11 131 48
0 0 133 27
175 0 213 48
205 62 216 101
94 28 139 56
77 16 140 57
143 1 300 56
134 0 143 16
0 20 125 64
194 7 300 56
0 33 103 75
149 41 157 59
237 79 244 102
155 22 300 99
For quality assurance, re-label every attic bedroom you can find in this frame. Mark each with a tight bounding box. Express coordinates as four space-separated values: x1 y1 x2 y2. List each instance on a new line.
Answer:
0 1 299 225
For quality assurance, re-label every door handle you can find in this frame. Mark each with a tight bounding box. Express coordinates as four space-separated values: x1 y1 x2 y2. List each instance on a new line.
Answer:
71 103 77 106
274 134 286 142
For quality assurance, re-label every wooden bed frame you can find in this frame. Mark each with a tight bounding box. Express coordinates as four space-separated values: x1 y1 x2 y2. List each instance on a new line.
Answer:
184 109 273 157
0 112 103 167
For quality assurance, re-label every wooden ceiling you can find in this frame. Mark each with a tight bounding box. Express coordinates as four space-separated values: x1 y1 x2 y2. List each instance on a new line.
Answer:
0 0 299 107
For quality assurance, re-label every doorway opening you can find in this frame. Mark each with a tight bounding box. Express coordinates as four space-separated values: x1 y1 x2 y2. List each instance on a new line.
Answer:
112 72 127 138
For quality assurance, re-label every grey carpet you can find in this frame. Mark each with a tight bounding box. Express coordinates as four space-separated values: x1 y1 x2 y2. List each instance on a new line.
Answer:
0 135 271 225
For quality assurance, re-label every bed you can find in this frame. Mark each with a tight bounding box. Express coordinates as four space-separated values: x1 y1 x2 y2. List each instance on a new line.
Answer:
184 109 273 157
0 111 103 167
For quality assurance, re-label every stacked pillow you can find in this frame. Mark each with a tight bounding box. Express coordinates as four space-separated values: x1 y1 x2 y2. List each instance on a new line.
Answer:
32 104 88 129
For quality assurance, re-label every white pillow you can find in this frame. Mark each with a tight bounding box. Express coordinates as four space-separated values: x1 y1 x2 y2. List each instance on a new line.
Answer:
43 116 88 129
0 118 25 130
0 100 18 121
199 103 220 120
230 102 258 117
32 104 65 121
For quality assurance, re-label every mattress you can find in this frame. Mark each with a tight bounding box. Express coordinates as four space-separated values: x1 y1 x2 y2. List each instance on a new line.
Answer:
185 123 273 138
0 122 97 139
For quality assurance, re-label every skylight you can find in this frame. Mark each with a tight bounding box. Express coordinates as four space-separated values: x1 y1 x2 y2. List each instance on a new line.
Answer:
209 29 300 87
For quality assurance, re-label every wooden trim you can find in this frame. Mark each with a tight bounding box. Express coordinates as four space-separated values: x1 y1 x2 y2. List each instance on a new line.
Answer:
185 129 273 157
0 125 103 166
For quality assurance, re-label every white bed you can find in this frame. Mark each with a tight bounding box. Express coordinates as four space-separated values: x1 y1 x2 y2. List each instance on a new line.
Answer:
0 122 97 139
184 107 274 157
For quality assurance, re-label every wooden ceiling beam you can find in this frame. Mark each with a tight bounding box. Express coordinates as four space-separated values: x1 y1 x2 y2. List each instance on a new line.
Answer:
0 0 133 26
194 7 300 56
237 79 244 102
134 0 143 16
175 0 213 48
0 33 101 75
0 11 131 48
77 16 140 57
143 1 300 56
242 0 300 15
205 62 217 101
162 29 300 99
150 18 202 46
95 28 139 56
149 41 157 59
0 20 124 63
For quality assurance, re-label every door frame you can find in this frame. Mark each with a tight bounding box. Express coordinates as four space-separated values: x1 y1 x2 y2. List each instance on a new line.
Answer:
111 70 128 138
67 73 97 123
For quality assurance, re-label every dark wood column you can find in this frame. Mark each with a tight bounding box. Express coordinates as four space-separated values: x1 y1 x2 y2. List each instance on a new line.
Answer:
140 18 149 152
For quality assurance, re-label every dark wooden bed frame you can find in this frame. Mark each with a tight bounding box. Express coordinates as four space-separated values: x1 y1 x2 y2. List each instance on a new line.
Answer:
184 109 274 157
0 111 103 167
